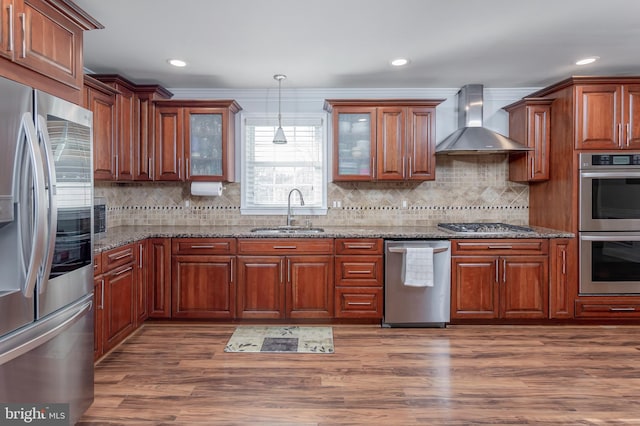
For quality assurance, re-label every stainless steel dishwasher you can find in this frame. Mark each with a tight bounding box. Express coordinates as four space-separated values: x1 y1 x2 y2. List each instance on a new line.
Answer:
383 240 451 327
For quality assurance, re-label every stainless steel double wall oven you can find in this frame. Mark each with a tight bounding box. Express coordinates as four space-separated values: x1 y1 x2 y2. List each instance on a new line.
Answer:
579 152 640 294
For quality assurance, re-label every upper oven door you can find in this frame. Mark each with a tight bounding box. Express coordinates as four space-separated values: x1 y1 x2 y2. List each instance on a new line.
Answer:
580 169 640 231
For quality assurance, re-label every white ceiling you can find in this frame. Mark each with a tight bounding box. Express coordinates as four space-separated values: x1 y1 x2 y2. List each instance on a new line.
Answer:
75 0 640 90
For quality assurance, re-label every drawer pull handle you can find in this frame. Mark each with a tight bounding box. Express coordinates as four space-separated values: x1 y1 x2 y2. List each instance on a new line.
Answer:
610 307 636 312
488 245 512 249
347 302 372 306
349 270 372 274
273 245 297 249
190 245 216 249
112 266 133 276
345 244 374 249
110 251 132 260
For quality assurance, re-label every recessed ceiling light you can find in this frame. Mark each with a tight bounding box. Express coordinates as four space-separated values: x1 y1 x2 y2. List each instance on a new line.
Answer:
575 56 599 66
391 58 409 67
168 59 187 67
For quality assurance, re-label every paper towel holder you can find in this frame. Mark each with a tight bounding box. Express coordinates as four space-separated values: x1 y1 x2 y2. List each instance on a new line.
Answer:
190 181 225 197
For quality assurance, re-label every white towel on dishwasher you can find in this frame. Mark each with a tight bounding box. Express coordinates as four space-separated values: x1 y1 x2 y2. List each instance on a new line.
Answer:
402 247 434 287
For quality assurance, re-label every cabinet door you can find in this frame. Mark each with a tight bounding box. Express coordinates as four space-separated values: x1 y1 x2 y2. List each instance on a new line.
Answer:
236 256 284 319
549 238 576 319
407 106 436 181
287 255 333 319
114 84 135 181
451 256 499 319
624 84 640 149
147 238 172 318
135 96 152 181
18 0 83 89
103 264 136 353
154 106 184 181
332 107 376 181
376 106 405 180
135 241 148 325
171 255 235 319
184 108 226 181
93 274 104 361
0 0 15 61
501 255 548 319
527 104 551 181
575 84 622 150
86 86 116 180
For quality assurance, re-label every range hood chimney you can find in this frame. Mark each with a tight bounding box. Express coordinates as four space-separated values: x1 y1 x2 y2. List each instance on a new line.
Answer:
435 84 532 155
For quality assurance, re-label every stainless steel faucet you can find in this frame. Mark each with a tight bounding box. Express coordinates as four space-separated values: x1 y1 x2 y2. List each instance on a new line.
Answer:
287 188 305 226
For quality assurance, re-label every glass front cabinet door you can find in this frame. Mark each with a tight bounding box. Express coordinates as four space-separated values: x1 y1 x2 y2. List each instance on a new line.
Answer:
332 107 376 181
186 110 224 179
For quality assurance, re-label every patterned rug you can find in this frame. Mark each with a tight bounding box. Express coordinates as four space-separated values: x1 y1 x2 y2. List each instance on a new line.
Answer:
224 326 334 353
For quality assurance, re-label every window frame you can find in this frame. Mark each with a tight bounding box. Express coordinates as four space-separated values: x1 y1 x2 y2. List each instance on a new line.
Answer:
240 112 328 216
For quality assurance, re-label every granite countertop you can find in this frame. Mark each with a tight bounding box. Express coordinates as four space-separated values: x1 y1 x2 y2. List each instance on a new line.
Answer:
94 225 574 253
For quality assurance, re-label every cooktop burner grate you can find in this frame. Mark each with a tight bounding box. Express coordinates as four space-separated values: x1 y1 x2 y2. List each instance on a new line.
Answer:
438 222 534 234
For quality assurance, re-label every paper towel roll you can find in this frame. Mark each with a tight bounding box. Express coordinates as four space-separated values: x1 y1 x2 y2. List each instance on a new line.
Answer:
190 181 224 197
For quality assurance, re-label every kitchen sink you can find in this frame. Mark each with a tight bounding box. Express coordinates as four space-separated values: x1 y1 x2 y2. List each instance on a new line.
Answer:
250 226 325 235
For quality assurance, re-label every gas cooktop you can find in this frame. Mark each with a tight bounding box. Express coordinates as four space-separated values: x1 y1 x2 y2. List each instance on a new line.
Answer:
438 222 534 234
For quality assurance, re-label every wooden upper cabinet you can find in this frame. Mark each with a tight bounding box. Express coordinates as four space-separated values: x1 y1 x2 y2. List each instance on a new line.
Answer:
134 84 172 181
575 83 640 150
153 100 241 182
84 75 116 181
0 0 101 104
325 99 442 182
504 98 552 182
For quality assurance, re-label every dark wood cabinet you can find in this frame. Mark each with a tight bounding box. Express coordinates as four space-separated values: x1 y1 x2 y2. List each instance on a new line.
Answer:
0 0 101 104
135 240 148 326
236 239 334 319
324 99 442 182
334 239 383 318
153 100 241 182
549 238 576 319
101 244 136 354
147 238 172 318
171 238 236 319
575 83 640 150
93 254 103 361
504 98 552 182
83 76 117 180
451 239 549 320
134 84 172 180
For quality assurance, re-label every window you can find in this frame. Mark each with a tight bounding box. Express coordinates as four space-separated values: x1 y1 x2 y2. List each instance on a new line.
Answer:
241 114 327 215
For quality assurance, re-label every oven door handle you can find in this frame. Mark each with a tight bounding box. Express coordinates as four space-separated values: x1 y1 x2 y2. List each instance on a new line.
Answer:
581 234 640 242
580 171 640 178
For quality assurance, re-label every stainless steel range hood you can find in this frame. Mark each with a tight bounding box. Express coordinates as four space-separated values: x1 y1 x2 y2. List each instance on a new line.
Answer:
436 84 532 155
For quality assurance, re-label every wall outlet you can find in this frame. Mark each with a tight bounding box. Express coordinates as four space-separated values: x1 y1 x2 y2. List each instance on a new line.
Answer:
401 200 408 209
332 200 342 208
184 199 190 208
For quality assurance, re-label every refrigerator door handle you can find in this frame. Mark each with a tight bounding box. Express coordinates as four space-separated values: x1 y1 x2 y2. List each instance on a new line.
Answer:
20 113 47 298
0 298 92 366
35 115 58 293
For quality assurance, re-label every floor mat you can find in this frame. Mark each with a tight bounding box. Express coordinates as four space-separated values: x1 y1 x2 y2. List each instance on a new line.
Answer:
224 326 334 353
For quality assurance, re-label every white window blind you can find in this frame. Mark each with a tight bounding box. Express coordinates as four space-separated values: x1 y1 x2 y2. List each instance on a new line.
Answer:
241 114 327 215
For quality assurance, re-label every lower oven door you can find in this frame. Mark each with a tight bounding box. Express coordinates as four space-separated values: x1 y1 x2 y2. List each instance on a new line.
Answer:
580 231 640 295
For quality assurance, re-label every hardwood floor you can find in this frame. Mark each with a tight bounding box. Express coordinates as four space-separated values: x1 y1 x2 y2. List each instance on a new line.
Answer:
79 323 640 425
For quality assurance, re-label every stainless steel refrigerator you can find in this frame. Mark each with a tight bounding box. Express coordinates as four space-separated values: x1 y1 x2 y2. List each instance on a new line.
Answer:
0 76 94 423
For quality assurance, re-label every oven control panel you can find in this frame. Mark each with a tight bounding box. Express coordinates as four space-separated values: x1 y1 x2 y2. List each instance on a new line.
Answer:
580 153 640 168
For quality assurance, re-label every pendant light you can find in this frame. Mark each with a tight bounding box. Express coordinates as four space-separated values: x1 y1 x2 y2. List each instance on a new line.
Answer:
273 74 287 144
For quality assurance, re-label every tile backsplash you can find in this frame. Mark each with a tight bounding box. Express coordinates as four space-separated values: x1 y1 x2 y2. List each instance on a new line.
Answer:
95 155 529 228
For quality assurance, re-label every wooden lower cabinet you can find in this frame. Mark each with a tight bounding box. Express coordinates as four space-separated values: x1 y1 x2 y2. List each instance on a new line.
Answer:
101 244 137 354
236 239 334 319
334 239 383 318
549 238 576 319
451 239 549 320
147 238 172 318
93 255 104 361
135 240 148 325
170 238 236 319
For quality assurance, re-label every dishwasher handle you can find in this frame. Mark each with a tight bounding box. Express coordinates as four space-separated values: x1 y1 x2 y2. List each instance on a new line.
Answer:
388 247 448 254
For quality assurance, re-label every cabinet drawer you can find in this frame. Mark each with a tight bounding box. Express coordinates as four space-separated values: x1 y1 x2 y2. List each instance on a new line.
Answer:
102 244 135 271
172 238 236 255
335 238 383 255
94 254 103 275
575 299 640 318
237 238 333 255
452 239 548 255
335 288 383 318
335 256 383 286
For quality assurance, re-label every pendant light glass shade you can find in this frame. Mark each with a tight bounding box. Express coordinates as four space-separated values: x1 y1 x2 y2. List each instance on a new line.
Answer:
273 74 287 144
